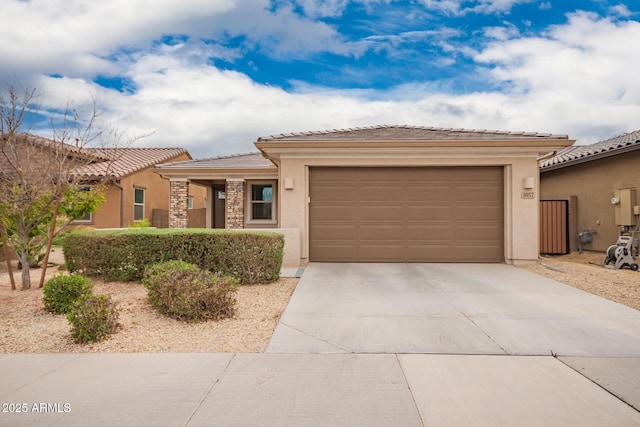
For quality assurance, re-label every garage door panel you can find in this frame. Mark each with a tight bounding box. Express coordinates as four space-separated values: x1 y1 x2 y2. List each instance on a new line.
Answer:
406 206 456 220
359 205 404 220
311 224 358 240
310 167 503 262
406 225 453 240
359 224 404 240
313 206 357 220
358 244 405 261
453 223 501 238
455 206 502 220
313 186 358 202
312 245 359 262
405 245 458 262
407 186 452 201
359 185 405 201
453 245 503 262
456 187 503 201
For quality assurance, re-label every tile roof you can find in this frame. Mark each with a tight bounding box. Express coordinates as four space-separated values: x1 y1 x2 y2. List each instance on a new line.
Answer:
75 147 190 179
258 125 569 142
540 130 640 171
155 152 274 170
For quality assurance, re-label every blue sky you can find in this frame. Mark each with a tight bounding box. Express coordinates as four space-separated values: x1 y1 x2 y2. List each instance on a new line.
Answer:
1 0 639 157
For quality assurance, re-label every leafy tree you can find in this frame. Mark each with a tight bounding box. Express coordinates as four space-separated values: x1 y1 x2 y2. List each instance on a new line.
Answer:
0 83 140 290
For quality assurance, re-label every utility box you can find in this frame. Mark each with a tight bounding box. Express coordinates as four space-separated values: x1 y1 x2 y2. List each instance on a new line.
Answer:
614 188 637 226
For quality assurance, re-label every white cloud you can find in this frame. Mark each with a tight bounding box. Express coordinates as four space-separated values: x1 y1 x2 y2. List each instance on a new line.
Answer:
0 0 353 79
609 4 633 17
417 0 533 15
539 2 552 10
295 0 350 17
9 3 640 159
483 23 520 40
474 12 640 141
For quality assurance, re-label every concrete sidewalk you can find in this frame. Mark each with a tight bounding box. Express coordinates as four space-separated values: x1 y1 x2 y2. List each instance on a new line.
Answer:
1 353 639 427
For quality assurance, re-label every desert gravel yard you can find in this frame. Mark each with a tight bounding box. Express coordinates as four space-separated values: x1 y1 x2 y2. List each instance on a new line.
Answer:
0 250 638 353
521 251 640 311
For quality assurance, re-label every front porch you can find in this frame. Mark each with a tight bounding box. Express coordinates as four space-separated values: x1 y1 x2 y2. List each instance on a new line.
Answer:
155 153 301 268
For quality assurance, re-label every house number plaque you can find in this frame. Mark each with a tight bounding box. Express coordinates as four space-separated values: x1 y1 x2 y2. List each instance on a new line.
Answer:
521 191 535 199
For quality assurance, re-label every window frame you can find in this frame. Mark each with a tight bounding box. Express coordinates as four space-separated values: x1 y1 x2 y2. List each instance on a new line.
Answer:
246 180 277 225
70 185 94 224
133 187 145 222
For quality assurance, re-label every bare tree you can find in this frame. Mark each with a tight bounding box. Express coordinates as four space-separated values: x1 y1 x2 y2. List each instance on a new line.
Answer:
0 83 140 290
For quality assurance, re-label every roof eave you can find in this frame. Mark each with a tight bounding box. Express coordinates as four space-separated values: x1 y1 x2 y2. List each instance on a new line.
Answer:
540 143 640 172
256 138 574 150
154 167 278 180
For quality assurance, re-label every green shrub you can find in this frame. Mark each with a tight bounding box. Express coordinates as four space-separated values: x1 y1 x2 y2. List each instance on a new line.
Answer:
43 274 94 314
67 294 120 344
63 229 283 284
142 260 238 322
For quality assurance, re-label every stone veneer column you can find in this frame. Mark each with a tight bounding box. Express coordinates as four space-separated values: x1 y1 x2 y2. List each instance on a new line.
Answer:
169 178 189 229
225 179 245 229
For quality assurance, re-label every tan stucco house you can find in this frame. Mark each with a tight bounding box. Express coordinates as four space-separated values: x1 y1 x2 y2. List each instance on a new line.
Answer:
540 130 640 253
156 125 573 267
71 147 207 229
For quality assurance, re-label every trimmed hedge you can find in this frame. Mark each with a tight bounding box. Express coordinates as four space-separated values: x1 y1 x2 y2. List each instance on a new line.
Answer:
62 229 284 284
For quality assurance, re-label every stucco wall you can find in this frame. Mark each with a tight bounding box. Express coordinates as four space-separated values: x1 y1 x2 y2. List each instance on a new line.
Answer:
72 152 206 229
276 153 541 265
540 150 640 252
91 184 123 228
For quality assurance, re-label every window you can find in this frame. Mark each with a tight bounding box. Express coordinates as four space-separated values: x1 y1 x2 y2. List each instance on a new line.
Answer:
74 212 93 223
249 182 275 222
71 186 93 223
188 195 194 210
134 187 145 221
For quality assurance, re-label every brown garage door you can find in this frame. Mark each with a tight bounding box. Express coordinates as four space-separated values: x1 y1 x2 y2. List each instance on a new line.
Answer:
309 167 504 262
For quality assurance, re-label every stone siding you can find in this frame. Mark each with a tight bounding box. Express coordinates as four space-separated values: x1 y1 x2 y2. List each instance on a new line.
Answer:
169 180 189 228
226 179 244 229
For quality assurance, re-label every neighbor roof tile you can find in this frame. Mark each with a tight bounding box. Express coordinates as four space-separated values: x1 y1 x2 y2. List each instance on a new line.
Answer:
540 130 640 170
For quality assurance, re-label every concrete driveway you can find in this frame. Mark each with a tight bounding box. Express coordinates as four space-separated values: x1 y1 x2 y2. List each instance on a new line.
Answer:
267 263 640 356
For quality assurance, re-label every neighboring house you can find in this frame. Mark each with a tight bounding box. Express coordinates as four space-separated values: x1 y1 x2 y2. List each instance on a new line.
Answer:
0 134 206 230
72 147 207 228
540 130 640 253
156 125 572 267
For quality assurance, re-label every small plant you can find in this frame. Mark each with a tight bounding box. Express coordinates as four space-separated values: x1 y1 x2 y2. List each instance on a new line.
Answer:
128 218 151 228
67 294 120 344
142 260 238 322
43 274 93 314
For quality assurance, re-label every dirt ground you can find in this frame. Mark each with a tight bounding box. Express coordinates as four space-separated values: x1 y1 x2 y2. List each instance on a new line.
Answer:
520 251 640 311
0 248 298 353
1 249 638 353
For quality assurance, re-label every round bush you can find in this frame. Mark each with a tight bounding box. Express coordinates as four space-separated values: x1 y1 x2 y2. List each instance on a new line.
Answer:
43 274 93 314
67 294 120 344
142 260 238 322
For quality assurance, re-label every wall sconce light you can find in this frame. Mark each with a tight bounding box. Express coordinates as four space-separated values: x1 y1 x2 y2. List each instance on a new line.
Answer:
284 177 294 190
523 176 535 189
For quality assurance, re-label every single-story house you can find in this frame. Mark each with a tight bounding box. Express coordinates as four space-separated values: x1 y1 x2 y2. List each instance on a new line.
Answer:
0 134 206 230
72 147 207 228
540 130 640 253
156 125 573 267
